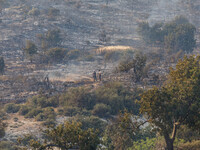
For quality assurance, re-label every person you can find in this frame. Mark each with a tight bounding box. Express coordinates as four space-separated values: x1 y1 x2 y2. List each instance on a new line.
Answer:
98 70 102 81
93 71 97 82
44 74 50 89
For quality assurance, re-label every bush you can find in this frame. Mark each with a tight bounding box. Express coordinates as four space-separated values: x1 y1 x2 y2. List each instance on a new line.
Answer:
17 134 36 146
4 103 20 113
28 95 59 108
104 51 121 62
25 108 43 118
135 125 157 141
67 49 81 60
92 103 111 118
19 105 31 115
84 54 95 61
42 119 56 127
94 82 141 115
35 107 56 121
60 87 95 110
130 137 156 150
177 125 200 142
71 116 107 135
46 47 67 63
63 106 81 117
178 140 200 150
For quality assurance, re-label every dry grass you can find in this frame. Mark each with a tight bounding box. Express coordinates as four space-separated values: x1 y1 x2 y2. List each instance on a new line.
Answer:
96 45 135 54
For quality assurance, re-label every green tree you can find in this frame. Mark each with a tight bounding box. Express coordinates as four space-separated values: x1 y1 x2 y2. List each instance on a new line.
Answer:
139 55 200 150
46 29 61 47
23 40 37 62
164 23 196 53
137 16 196 53
137 22 151 44
0 57 5 74
37 29 62 50
118 53 147 82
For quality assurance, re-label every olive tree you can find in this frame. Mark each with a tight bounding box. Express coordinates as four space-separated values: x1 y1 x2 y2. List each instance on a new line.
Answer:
139 55 200 150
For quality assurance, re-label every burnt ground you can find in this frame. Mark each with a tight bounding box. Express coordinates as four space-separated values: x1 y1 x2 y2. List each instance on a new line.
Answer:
0 0 200 142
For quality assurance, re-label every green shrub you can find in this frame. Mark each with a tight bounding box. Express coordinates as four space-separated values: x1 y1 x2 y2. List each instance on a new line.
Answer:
25 108 43 118
84 54 95 61
28 95 59 108
104 51 121 62
57 108 64 115
35 113 46 121
63 106 81 117
17 134 36 146
94 82 141 115
80 109 91 116
129 137 156 150
178 140 200 150
92 103 111 118
46 47 67 63
135 125 156 141
72 115 107 135
4 103 20 113
42 119 56 127
177 125 200 142
67 49 81 60
60 87 95 110
19 105 31 115
35 107 56 121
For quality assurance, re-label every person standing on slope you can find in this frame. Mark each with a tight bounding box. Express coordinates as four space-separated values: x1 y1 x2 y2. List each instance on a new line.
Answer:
93 71 97 82
98 70 102 81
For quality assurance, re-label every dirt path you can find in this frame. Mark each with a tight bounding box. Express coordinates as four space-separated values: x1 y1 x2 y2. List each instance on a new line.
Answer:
4 113 42 142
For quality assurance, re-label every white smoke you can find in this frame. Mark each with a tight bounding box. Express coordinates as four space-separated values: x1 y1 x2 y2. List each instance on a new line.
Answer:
148 0 188 25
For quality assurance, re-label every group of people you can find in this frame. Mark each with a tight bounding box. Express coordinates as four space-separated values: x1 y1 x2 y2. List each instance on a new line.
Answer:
93 70 101 82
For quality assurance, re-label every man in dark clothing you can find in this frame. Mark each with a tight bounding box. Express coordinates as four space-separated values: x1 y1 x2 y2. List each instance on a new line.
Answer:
98 70 102 81
93 71 97 82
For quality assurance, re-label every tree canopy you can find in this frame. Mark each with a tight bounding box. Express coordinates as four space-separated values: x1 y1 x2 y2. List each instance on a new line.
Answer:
139 55 200 150
23 40 37 62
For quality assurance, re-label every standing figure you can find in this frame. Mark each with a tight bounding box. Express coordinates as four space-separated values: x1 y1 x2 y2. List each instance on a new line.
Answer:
98 70 102 81
93 71 97 82
44 74 50 89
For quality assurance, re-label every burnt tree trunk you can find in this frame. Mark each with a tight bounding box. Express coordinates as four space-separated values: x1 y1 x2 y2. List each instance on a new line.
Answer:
164 138 174 150
163 123 179 150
